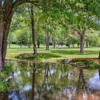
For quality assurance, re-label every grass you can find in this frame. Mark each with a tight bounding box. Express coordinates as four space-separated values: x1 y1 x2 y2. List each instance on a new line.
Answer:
6 44 100 62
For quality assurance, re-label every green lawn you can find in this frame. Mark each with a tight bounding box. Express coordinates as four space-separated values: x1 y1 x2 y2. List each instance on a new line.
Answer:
6 44 100 62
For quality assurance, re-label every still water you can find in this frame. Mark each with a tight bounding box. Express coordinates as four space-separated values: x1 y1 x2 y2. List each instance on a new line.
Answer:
5 60 100 100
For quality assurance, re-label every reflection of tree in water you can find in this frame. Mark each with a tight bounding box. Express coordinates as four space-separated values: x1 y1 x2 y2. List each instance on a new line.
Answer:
8 62 74 100
32 62 37 100
44 62 50 83
31 62 51 100
99 70 100 81
77 69 87 94
31 62 69 100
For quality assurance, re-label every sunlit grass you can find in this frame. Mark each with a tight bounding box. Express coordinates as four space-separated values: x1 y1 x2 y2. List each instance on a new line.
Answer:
6 44 100 62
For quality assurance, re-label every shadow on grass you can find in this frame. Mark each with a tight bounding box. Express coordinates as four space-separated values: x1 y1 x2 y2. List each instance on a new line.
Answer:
15 53 61 60
51 50 99 55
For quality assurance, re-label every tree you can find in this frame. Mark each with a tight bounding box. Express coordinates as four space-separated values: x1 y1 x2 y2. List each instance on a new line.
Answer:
85 29 96 48
30 5 37 55
0 0 40 70
67 36 72 48
36 32 45 48
7 32 13 49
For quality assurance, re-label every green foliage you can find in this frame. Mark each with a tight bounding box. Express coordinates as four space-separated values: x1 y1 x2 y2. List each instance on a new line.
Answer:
86 61 100 68
0 72 7 80
4 65 12 74
0 81 7 92
0 65 13 98
71 59 100 68
75 61 85 65
0 80 8 98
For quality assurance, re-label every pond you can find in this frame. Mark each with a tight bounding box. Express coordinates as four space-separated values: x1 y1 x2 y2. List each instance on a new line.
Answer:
3 60 100 100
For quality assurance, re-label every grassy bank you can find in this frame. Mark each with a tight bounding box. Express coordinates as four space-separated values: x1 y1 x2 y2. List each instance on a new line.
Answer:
6 44 100 62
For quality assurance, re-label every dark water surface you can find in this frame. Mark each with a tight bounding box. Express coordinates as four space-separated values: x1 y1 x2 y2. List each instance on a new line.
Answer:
5 60 100 100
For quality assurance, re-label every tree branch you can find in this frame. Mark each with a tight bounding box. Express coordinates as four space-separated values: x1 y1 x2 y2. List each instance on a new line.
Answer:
12 0 39 15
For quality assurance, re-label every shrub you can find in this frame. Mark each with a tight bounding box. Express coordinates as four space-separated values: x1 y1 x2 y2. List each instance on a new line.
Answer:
4 65 12 74
0 72 7 80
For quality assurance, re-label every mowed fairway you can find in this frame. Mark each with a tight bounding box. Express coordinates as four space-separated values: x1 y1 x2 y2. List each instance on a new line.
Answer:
6 44 100 61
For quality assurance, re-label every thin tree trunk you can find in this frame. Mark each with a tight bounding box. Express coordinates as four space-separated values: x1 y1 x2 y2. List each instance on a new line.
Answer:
54 39 55 48
20 41 22 48
61 43 63 46
28 44 31 48
89 42 90 47
52 43 54 48
77 43 80 48
86 40 88 48
73 44 74 48
45 27 50 50
31 5 37 55
68 43 71 48
9 42 10 49
80 28 86 53
37 41 40 48
52 37 55 48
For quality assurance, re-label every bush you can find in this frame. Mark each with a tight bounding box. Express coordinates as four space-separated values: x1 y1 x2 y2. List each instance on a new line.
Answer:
4 65 12 74
0 81 8 98
0 72 7 80
0 81 7 92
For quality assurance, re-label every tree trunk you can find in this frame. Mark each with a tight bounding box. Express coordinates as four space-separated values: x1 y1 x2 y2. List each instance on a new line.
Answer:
98 51 100 59
80 28 86 53
73 44 74 48
52 43 54 48
89 42 90 47
52 37 55 48
86 40 88 48
0 4 3 71
68 43 71 48
2 20 11 71
20 41 22 48
28 44 31 48
9 42 10 49
77 42 80 48
31 5 37 55
54 39 55 48
0 0 15 70
37 41 40 48
45 27 50 50
2 24 11 70
61 43 63 46
80 35 84 53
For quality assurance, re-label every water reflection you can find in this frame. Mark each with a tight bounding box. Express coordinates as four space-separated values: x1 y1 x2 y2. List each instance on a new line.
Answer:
32 62 37 100
3 61 100 100
77 69 87 94
88 70 100 91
